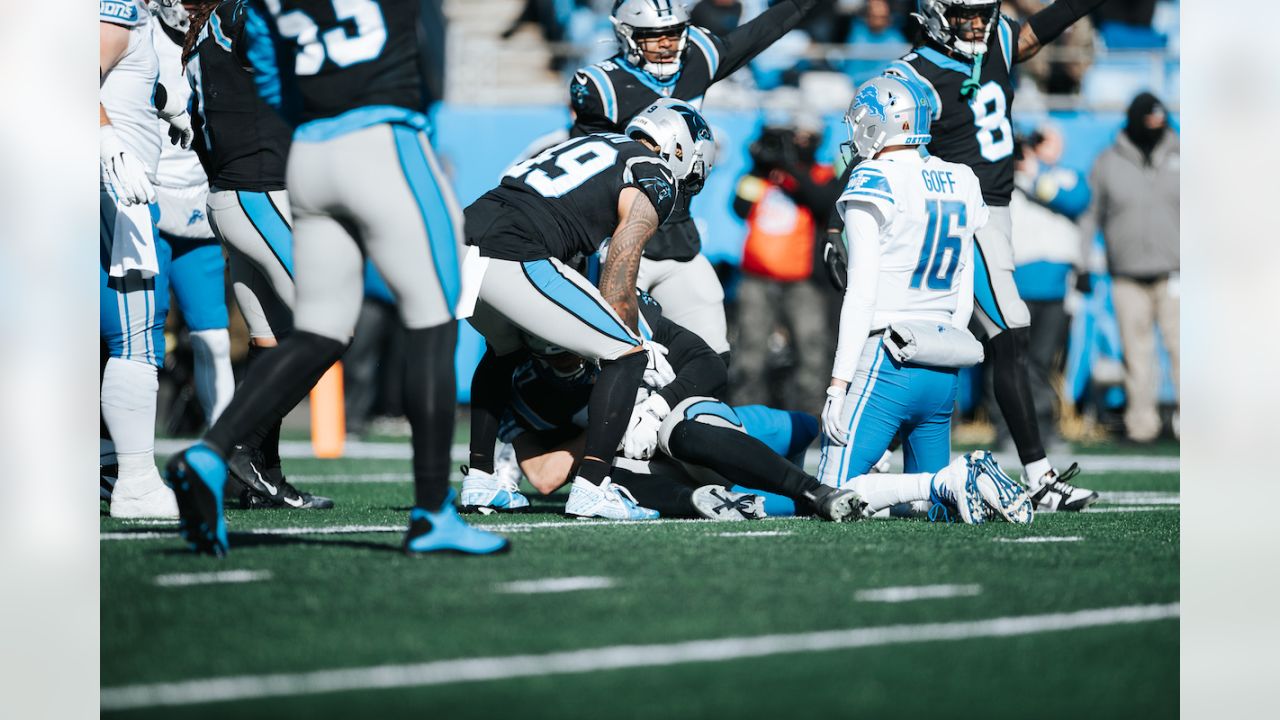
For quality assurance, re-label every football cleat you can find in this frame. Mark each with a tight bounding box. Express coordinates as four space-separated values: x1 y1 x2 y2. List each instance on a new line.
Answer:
564 478 659 520
968 451 1034 524
459 465 531 514
227 445 334 510
804 484 868 522
403 490 510 555
691 485 766 521
927 453 988 525
163 444 229 557
109 466 179 519
1029 463 1098 512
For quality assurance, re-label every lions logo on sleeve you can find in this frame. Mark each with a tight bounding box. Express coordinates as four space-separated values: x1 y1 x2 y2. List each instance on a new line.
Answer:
101 0 146 26
838 164 897 221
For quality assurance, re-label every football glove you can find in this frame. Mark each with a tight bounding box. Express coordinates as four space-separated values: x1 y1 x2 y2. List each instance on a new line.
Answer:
642 341 677 389
821 385 848 446
100 125 156 206
163 110 194 150
621 393 670 461
822 228 848 292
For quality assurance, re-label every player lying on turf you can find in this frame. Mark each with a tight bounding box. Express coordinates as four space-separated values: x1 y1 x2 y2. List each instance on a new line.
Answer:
459 99 714 522
462 290 867 522
818 74 1031 525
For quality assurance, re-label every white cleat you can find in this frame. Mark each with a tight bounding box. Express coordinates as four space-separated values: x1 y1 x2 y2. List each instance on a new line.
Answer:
564 477 658 520
459 466 530 514
927 454 988 525
691 486 766 520
109 467 179 519
968 451 1034 524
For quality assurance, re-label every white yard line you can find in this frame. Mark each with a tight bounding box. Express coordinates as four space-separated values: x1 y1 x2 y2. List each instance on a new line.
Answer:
99 602 1179 711
1085 506 1177 514
855 584 981 603
715 531 793 538
1097 492 1180 505
100 518 700 542
496 577 614 594
153 570 273 588
994 536 1083 544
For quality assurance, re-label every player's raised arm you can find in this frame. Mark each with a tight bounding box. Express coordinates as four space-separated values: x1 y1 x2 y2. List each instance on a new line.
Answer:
708 0 818 82
1016 0 1107 63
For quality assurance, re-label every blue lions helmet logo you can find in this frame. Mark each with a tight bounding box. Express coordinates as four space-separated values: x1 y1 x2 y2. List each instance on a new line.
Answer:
855 85 887 122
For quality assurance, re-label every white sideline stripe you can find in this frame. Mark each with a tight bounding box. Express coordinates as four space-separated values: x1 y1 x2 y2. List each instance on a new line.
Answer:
715 531 793 537
994 536 1083 544
855 584 981 603
497 576 614 594
1086 505 1176 514
290 473 413 484
153 570 272 588
99 603 1180 711
154 439 1180 473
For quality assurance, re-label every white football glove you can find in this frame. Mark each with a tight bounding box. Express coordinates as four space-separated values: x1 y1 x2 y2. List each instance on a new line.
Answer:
642 341 677 388
100 125 156 206
163 110 195 150
822 385 848 446
621 393 670 461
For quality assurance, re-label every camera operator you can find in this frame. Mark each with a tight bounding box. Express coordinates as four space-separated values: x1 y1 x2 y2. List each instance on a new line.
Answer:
731 112 842 415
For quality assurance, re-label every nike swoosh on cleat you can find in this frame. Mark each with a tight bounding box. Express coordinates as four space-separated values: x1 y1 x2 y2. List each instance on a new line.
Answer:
252 467 278 496
281 495 304 508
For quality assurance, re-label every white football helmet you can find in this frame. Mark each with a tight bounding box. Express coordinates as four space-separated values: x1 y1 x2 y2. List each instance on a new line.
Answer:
148 0 191 33
913 0 1001 58
626 98 716 195
843 75 934 161
611 0 691 81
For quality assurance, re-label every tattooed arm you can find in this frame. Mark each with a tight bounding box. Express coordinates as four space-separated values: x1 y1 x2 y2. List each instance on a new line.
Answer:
599 186 660 333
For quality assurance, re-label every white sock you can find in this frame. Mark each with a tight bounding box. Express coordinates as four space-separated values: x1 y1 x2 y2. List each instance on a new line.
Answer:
189 328 235 425
116 452 160 484
101 358 158 475
846 472 936 512
1024 458 1052 487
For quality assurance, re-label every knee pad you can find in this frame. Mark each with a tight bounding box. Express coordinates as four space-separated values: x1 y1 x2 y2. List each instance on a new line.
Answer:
657 396 745 457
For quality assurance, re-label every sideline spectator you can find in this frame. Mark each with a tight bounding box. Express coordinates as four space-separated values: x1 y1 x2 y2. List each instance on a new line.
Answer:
731 113 841 414
842 0 908 84
987 127 1090 453
1079 92 1179 442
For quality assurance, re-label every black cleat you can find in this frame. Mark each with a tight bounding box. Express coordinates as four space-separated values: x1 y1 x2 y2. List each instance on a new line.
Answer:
1029 463 1099 512
227 445 335 510
804 484 868 522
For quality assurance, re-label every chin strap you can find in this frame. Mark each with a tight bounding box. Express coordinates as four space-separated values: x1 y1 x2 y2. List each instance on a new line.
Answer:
960 53 984 98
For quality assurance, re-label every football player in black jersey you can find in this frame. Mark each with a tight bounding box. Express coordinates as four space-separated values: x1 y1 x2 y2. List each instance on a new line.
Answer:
179 1 335 511
465 291 866 523
165 0 508 557
569 0 819 359
461 99 713 521
829 0 1104 512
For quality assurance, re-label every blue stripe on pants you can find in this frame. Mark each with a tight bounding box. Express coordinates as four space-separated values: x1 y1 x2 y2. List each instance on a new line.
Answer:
161 234 229 331
521 260 640 346
237 191 294 276
390 125 461 313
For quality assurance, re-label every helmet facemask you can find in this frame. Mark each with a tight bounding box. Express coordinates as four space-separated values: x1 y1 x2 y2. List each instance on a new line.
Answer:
614 20 689 80
913 1 1001 59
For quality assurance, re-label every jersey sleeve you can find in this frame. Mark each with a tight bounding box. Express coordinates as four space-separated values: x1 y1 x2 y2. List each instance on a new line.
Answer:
238 2 284 110
966 167 991 232
100 0 144 27
702 0 817 82
837 165 896 227
996 14 1019 69
569 66 620 135
625 157 679 225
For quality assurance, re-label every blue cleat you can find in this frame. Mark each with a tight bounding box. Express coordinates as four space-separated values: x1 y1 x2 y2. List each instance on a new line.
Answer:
564 478 659 520
928 453 988 525
404 490 511 555
163 444 229 557
968 451 1035 524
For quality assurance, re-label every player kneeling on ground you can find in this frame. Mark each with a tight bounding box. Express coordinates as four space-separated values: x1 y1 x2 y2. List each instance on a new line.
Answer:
464 291 865 522
460 99 714 521
818 75 1031 525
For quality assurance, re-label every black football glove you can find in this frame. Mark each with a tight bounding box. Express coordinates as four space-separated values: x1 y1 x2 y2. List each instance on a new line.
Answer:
822 229 848 292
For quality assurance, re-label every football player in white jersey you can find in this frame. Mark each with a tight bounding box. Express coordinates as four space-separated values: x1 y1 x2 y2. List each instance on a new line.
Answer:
100 0 179 518
149 1 235 428
816 75 1030 524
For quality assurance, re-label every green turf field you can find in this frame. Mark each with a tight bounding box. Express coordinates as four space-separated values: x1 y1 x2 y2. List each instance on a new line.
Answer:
101 448 1179 718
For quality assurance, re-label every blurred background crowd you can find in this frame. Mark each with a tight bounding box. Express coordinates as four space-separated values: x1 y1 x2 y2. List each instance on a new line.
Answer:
155 0 1180 451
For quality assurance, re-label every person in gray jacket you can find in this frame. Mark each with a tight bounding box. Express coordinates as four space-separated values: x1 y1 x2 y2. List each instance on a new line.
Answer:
1079 92 1180 443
